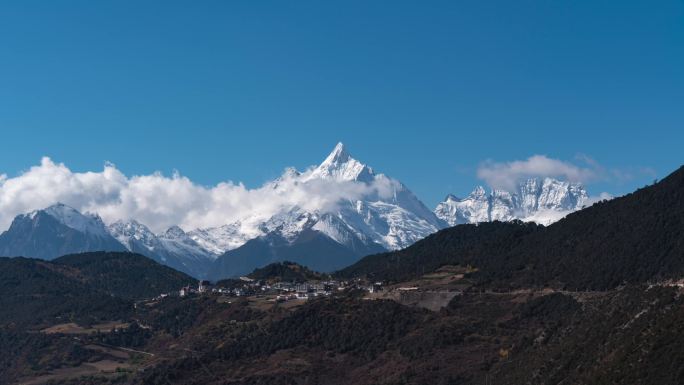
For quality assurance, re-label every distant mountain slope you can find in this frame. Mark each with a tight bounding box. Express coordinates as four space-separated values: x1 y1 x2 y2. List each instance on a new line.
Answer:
54 251 196 300
210 227 383 279
0 204 125 260
108 220 214 278
342 165 684 290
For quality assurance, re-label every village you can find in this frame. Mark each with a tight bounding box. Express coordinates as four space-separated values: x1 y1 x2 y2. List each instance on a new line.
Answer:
145 264 479 312
175 276 385 303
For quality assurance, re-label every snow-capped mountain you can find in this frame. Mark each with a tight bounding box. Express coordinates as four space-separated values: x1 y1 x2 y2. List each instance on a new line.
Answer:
210 212 386 280
0 203 125 259
207 143 445 278
301 142 445 249
11 144 601 281
435 178 589 226
188 222 257 256
108 219 158 252
42 203 112 237
305 142 376 182
0 143 444 279
196 143 444 255
107 220 214 278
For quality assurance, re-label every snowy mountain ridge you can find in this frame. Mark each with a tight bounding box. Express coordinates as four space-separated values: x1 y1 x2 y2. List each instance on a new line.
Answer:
37 143 444 277
35 203 111 237
106 219 214 277
435 177 589 226
0 143 597 279
305 142 375 182
191 143 444 255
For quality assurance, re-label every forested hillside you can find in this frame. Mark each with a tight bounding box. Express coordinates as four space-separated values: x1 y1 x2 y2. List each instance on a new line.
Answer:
248 261 326 282
54 252 196 300
0 257 131 327
341 166 684 290
0 252 193 329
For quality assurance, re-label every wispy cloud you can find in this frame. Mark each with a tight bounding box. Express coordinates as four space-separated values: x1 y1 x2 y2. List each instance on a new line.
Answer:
475 154 656 205
476 155 601 191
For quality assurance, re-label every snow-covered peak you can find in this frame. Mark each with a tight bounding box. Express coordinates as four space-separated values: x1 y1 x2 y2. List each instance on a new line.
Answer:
443 194 460 202
469 186 487 199
307 142 375 182
326 142 351 163
435 187 490 226
108 219 153 237
267 167 302 190
0 142 451 277
435 177 589 227
106 218 215 274
517 177 587 213
260 207 317 242
184 142 443 253
39 203 109 236
108 219 158 250
282 167 301 179
160 225 187 240
188 222 258 255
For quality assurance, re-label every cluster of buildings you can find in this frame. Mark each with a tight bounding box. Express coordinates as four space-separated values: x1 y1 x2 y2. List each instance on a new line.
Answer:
178 280 218 297
177 277 384 301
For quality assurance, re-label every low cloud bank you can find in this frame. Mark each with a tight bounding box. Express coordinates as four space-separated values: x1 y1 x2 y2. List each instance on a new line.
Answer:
0 157 398 232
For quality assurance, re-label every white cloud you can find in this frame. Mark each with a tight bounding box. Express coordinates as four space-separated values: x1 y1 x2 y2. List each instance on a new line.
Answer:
584 192 614 207
0 157 396 233
476 155 601 191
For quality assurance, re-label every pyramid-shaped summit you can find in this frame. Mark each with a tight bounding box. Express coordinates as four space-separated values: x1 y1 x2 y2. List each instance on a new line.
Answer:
307 142 375 182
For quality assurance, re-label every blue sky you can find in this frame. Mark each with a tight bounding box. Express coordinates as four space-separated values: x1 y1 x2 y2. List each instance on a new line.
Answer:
0 0 682 206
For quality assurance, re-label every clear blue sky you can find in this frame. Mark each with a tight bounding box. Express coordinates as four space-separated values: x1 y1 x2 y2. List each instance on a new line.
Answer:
0 0 682 206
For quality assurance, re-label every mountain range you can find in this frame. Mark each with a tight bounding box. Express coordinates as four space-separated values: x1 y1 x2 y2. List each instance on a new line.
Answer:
0 143 594 279
3 166 683 385
434 177 589 226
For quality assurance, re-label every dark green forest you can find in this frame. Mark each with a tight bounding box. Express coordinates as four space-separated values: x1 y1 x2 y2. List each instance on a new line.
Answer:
54 252 196 300
247 261 326 282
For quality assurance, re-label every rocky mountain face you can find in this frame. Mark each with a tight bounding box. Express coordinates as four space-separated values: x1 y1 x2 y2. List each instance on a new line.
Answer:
0 203 126 259
435 177 589 226
107 220 214 278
